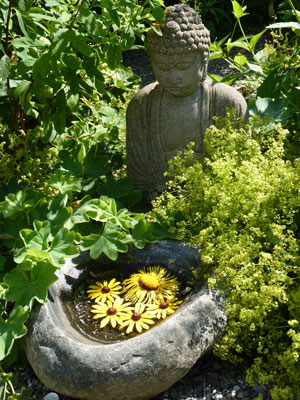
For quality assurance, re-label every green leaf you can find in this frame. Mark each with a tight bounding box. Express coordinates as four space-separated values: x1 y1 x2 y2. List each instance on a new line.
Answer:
46 171 82 195
64 195 91 230
267 22 300 30
131 219 156 249
14 221 78 267
0 191 32 218
247 63 264 75
106 44 122 70
84 152 109 178
59 149 82 176
233 54 248 67
32 53 51 80
149 0 165 24
3 260 57 308
77 143 86 165
81 221 130 260
61 53 80 70
232 0 248 19
70 33 92 57
86 196 133 229
0 256 7 271
249 29 267 51
249 96 293 126
257 68 285 98
102 0 120 27
226 40 249 52
14 220 51 264
66 92 79 111
151 24 162 36
53 89 66 134
15 10 36 39
0 54 9 85
209 51 223 61
49 228 78 266
50 28 72 57
120 29 135 50
0 306 28 360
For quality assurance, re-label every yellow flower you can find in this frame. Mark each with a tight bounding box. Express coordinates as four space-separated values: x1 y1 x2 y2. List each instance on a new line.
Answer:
87 278 122 303
119 303 156 334
122 266 179 304
90 297 133 329
147 296 182 319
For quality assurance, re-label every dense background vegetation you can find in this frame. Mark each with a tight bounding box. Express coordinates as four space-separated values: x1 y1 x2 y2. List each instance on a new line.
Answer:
0 0 300 399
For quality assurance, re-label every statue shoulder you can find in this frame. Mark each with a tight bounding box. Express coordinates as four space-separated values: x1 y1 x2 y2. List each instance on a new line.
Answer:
210 81 249 119
128 82 159 108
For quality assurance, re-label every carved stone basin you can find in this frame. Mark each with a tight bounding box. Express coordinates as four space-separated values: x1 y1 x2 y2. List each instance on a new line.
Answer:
23 240 226 400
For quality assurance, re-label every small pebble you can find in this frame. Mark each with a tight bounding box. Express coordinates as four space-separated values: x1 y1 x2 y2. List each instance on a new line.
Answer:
44 393 60 400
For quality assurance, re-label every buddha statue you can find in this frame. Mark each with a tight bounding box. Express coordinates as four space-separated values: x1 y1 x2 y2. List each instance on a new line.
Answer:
126 4 249 197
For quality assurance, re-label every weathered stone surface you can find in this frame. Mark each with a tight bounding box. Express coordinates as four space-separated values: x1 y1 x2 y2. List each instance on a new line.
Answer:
126 4 249 198
23 240 226 400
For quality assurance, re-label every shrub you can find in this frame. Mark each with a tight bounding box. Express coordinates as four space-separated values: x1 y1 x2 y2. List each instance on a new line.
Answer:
152 111 300 398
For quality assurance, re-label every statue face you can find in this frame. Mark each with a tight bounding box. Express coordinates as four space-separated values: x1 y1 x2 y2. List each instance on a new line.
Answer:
151 52 205 98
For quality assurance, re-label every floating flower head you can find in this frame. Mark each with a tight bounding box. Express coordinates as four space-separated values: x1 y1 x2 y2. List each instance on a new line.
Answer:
119 303 156 334
122 266 179 304
147 295 182 319
87 278 122 303
90 297 133 329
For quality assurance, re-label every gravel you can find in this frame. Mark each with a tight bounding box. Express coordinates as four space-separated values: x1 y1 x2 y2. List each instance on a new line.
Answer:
11 352 271 400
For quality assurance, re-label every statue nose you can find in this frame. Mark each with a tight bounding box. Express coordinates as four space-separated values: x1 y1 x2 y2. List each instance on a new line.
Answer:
168 70 182 85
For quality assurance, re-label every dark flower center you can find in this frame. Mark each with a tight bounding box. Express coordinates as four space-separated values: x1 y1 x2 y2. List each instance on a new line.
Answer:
132 312 141 321
107 307 117 315
102 286 110 293
159 301 169 309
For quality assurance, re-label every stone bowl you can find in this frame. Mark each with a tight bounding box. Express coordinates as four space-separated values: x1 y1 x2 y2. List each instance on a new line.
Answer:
22 240 226 400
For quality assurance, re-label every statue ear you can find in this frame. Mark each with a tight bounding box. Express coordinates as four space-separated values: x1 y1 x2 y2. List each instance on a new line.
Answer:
197 52 207 81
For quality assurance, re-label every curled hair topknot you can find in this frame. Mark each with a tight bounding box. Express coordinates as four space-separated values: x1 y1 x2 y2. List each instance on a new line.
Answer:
146 4 210 62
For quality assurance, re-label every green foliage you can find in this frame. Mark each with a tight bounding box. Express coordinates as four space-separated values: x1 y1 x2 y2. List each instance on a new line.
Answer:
0 0 169 394
152 111 300 398
0 188 168 365
183 0 273 39
0 123 58 191
209 0 300 159
0 0 163 135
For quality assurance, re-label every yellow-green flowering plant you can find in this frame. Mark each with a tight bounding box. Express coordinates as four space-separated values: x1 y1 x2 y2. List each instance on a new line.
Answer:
152 111 300 399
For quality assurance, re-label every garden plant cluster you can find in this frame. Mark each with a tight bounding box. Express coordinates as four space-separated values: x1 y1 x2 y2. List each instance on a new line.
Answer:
0 0 300 399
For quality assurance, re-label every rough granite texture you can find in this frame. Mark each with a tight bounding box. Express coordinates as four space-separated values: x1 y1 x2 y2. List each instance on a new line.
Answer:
126 4 249 197
22 241 227 400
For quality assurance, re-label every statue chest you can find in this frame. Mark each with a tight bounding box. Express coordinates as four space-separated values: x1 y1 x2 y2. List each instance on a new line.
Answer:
159 99 201 153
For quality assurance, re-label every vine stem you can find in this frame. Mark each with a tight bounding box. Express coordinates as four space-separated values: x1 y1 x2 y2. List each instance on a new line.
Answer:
288 0 300 23
69 0 86 29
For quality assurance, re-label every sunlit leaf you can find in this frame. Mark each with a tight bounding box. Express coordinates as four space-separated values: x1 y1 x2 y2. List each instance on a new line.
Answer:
81 221 130 260
3 260 57 308
46 171 82 195
106 44 122 69
0 191 32 218
0 55 10 85
232 0 249 19
0 306 28 360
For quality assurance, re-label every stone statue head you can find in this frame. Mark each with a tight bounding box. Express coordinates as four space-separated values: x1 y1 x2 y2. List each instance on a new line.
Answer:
146 4 210 89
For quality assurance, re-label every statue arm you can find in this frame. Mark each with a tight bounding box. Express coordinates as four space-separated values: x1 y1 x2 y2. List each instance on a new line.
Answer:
211 82 249 121
126 84 158 194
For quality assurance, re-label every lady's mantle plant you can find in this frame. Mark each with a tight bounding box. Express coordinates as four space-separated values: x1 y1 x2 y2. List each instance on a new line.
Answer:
153 112 300 399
